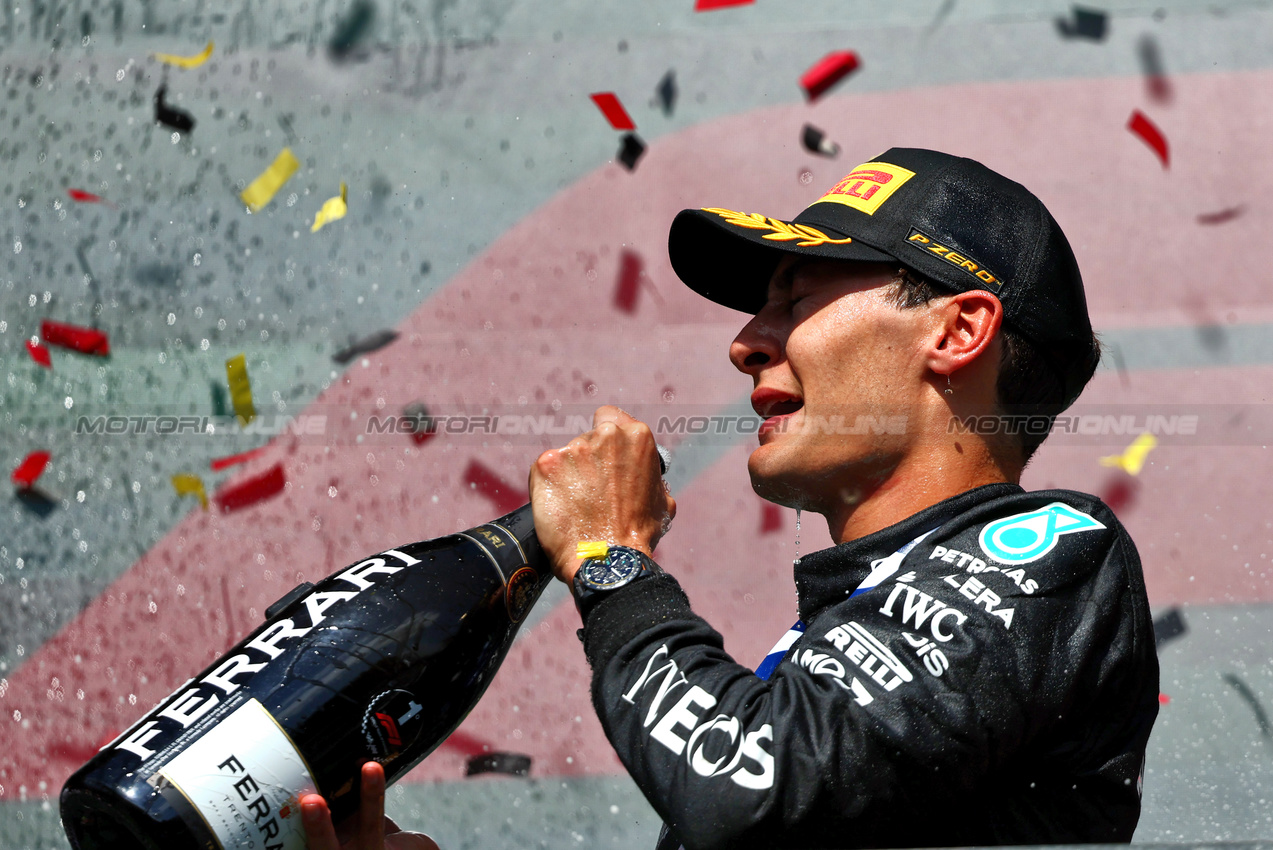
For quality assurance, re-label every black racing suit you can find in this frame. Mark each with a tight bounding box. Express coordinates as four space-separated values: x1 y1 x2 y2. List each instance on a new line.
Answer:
579 484 1159 850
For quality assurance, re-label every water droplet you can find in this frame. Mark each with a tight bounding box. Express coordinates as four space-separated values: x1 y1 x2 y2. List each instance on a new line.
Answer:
794 509 802 566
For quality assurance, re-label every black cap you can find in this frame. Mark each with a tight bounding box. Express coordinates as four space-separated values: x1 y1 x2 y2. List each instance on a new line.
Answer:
668 147 1097 407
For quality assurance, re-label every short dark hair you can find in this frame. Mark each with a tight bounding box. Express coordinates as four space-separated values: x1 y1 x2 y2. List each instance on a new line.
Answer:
884 267 1099 465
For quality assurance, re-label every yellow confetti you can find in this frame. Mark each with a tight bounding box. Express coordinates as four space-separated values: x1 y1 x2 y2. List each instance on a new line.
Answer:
1098 433 1158 476
576 541 611 561
153 41 215 69
311 182 348 232
171 473 209 510
240 148 300 213
225 353 256 426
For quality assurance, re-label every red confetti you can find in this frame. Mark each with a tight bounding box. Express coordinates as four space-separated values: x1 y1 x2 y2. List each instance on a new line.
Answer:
1158 693 1171 705
761 503 783 534
214 463 286 513
1127 110 1169 168
1099 476 1138 515
695 0 755 9
1137 35 1172 105
799 51 860 102
209 447 266 472
67 189 115 208
12 451 51 488
25 339 52 368
47 740 104 764
41 319 111 356
613 250 644 313
462 460 528 515
589 92 636 132
403 402 438 446
1197 205 1245 226
441 729 496 757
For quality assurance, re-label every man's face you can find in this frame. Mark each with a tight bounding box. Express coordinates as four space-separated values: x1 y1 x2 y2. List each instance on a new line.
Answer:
729 257 942 513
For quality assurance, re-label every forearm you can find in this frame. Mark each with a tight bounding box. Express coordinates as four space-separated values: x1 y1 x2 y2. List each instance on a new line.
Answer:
581 575 788 850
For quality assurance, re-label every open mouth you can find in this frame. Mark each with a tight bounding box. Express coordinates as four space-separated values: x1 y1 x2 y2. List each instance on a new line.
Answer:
751 389 804 436
751 388 804 419
764 399 803 419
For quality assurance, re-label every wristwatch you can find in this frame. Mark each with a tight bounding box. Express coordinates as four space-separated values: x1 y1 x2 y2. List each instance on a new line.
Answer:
571 545 662 617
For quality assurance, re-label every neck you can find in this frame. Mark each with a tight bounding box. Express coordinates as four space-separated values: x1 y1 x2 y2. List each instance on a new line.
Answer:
822 439 1016 545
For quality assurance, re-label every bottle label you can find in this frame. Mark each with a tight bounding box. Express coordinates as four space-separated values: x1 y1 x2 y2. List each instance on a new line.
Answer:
505 566 540 623
158 698 316 850
361 688 427 761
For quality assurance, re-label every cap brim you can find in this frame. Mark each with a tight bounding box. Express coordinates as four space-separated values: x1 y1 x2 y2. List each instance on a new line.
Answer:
668 208 897 314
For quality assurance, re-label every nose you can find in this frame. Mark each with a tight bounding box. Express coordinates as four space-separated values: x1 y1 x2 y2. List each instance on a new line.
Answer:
729 311 784 376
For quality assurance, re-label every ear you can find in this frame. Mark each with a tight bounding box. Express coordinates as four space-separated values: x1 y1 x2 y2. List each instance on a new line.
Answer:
926 290 1003 378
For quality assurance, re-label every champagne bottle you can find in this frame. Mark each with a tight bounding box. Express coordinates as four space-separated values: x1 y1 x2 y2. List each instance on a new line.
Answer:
59 503 554 850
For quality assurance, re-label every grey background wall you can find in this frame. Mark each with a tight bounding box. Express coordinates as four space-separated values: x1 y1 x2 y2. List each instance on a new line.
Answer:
4 1 1273 847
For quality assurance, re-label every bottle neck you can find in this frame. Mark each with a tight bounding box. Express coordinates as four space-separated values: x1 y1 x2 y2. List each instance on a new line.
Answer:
463 503 551 625
465 503 543 567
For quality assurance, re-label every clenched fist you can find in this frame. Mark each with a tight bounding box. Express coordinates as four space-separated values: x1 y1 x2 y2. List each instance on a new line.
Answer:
529 406 676 584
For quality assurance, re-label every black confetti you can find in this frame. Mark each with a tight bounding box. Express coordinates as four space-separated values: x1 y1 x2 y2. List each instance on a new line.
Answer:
801 124 840 158
618 132 646 171
332 329 399 364
1152 607 1187 648
15 487 58 518
1055 6 1108 41
655 70 677 116
1221 673 1272 739
329 0 377 61
211 382 229 417
466 752 532 778
155 84 195 133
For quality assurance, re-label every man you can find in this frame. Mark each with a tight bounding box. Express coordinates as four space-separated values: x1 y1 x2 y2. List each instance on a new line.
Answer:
529 148 1159 849
303 148 1158 849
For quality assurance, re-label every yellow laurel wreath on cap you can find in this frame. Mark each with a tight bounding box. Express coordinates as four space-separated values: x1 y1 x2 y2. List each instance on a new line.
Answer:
703 207 854 248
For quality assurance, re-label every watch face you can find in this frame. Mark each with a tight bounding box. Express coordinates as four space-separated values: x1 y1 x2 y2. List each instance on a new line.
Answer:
580 547 644 589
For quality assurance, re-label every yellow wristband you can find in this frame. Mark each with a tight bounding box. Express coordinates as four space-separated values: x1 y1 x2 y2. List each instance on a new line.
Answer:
576 541 611 561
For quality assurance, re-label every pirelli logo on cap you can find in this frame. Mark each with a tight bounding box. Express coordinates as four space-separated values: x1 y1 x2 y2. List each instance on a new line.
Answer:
905 228 1003 290
817 162 916 215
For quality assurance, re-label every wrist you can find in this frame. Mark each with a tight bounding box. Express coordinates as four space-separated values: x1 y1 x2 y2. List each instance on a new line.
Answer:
555 536 657 585
570 543 663 619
